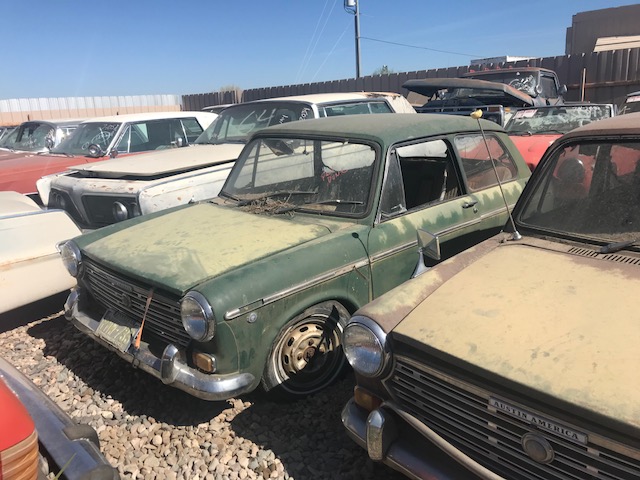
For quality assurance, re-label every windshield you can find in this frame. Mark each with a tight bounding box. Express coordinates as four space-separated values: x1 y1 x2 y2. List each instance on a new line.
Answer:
518 140 640 245
467 72 538 97
620 94 640 115
222 137 377 217
3 123 55 152
52 122 121 155
0 127 19 148
195 102 314 145
505 105 612 135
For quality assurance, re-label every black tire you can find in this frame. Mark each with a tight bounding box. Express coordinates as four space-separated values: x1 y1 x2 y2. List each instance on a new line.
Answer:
261 301 350 398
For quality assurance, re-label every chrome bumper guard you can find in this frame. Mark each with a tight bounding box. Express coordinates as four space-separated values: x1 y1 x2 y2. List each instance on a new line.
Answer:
65 289 255 402
342 398 504 480
0 357 119 480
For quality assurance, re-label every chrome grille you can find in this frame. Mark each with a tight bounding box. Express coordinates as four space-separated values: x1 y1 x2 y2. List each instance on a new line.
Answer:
388 357 640 480
83 259 191 348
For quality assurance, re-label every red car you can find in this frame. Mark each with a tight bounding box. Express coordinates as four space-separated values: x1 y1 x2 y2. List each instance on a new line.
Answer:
0 357 117 479
0 111 215 197
505 104 613 171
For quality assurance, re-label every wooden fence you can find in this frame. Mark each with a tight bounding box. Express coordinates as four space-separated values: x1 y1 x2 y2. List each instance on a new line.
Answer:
183 49 640 110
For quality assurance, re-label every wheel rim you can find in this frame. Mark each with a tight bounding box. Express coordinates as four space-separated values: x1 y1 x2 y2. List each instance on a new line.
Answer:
271 313 344 395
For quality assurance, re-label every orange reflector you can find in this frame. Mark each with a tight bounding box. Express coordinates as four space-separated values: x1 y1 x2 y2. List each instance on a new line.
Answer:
192 352 216 373
0 429 39 480
354 386 383 411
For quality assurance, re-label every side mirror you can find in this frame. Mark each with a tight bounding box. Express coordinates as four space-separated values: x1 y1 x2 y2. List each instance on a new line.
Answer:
559 85 568 96
87 143 105 158
176 137 184 148
45 137 54 150
108 148 119 159
411 229 440 278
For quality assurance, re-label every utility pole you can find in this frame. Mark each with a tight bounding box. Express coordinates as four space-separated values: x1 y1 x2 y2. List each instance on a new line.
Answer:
344 0 361 78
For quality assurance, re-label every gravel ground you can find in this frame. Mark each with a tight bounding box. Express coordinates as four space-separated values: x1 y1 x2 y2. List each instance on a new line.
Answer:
0 300 406 480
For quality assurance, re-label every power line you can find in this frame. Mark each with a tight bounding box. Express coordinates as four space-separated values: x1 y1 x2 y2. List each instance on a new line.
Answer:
360 36 483 58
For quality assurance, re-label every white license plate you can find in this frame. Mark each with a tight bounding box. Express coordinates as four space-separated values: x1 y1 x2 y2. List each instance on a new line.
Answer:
96 309 140 353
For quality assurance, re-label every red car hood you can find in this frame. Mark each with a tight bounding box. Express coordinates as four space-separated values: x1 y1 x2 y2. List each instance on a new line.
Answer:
0 153 94 194
508 134 560 171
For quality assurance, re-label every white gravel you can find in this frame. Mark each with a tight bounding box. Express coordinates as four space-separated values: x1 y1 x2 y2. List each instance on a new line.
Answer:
0 305 406 480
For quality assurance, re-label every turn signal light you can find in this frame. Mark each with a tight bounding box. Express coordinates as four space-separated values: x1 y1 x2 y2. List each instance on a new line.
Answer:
0 430 39 480
354 386 383 411
192 352 217 373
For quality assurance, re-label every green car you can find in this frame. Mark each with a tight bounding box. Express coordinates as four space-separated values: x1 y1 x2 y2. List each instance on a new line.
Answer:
61 113 529 400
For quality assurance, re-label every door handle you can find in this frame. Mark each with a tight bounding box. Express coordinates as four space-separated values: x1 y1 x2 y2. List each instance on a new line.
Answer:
462 200 478 209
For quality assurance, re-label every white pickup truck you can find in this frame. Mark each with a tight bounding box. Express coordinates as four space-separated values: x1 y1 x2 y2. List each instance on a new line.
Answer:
37 92 414 230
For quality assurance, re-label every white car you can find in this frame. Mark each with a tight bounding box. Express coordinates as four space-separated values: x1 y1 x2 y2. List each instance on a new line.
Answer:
0 192 81 314
38 92 415 230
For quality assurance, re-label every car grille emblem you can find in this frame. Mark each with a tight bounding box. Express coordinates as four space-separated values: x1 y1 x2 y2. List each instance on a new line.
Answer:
119 293 132 309
521 432 555 464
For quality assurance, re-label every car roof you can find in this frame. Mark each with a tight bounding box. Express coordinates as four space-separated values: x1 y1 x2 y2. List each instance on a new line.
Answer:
463 67 556 76
81 111 216 123
20 118 87 127
253 113 503 145
250 92 405 105
560 112 640 139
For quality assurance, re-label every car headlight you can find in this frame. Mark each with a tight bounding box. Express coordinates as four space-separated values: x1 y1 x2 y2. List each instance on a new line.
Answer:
181 291 216 341
343 316 389 377
59 241 82 277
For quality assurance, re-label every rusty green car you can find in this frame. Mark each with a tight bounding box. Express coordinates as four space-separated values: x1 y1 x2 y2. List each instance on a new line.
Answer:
60 113 529 400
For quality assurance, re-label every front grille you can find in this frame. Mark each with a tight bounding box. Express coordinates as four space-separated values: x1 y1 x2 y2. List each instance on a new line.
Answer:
82 195 138 228
83 258 191 348
388 356 640 480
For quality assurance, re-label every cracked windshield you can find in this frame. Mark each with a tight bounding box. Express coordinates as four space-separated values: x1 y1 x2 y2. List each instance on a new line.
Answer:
519 140 640 245
51 122 121 155
195 102 314 145
222 137 376 216
506 105 613 135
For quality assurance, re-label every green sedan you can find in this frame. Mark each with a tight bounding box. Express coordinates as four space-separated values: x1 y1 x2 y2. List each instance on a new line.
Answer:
60 113 529 400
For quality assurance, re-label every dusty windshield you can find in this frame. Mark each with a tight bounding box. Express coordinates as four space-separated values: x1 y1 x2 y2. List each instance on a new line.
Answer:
518 140 640 245
195 102 313 145
468 72 538 97
506 105 612 135
4 123 55 152
620 94 640 115
52 122 121 155
222 137 377 217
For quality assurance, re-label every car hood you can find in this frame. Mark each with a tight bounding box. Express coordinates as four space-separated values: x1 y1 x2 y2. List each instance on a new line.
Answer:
508 134 560 169
392 241 640 431
403 78 535 107
70 144 244 178
82 203 332 293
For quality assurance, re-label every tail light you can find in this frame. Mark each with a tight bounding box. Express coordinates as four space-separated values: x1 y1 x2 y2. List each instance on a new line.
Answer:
0 430 39 480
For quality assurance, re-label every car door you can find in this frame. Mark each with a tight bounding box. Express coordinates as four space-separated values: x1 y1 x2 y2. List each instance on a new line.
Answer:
367 137 483 298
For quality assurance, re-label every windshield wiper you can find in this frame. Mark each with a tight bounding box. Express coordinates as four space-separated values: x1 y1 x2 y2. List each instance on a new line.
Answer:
305 199 364 206
236 190 317 206
599 239 640 254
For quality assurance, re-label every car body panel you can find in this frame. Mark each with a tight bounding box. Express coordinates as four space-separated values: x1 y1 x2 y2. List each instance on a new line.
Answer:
0 192 80 314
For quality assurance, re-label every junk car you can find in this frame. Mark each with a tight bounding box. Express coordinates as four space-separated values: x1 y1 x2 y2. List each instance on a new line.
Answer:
60 113 529 401
342 112 640 479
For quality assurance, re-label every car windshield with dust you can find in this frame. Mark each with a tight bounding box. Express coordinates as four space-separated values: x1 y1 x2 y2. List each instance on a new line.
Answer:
51 122 122 155
518 139 640 246
221 137 376 217
506 105 613 135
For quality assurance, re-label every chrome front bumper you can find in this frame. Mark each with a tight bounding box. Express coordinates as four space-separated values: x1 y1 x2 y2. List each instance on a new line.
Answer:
0 357 118 480
342 398 496 480
65 289 255 401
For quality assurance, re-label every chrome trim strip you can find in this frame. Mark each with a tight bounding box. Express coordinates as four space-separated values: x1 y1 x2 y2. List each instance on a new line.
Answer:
224 258 369 320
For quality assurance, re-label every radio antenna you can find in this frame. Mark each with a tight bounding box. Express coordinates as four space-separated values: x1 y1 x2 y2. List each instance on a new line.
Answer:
470 110 521 241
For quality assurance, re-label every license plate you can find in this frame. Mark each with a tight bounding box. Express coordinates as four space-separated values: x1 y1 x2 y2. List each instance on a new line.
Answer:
96 309 140 353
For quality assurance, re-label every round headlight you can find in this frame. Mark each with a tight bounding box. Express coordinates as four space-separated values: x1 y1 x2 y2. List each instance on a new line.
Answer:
343 316 388 377
181 291 215 341
112 202 129 222
59 241 82 277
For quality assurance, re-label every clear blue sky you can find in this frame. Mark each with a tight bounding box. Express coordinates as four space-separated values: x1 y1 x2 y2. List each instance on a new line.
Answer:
0 0 637 100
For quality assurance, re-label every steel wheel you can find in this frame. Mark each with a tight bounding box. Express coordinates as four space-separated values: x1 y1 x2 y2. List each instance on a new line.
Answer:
263 301 349 397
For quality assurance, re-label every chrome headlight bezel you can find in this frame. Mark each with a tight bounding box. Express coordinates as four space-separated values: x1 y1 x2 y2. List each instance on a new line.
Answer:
343 315 390 378
181 291 216 342
59 240 82 277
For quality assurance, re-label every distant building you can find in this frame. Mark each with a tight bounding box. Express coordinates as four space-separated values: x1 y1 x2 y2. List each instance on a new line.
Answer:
566 4 640 55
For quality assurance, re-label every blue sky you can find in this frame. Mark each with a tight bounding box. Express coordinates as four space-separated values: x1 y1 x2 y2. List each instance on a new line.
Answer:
0 0 637 99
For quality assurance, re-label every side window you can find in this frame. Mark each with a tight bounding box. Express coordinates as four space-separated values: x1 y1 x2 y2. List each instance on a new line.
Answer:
454 134 517 191
379 139 462 219
180 118 204 143
540 75 558 98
